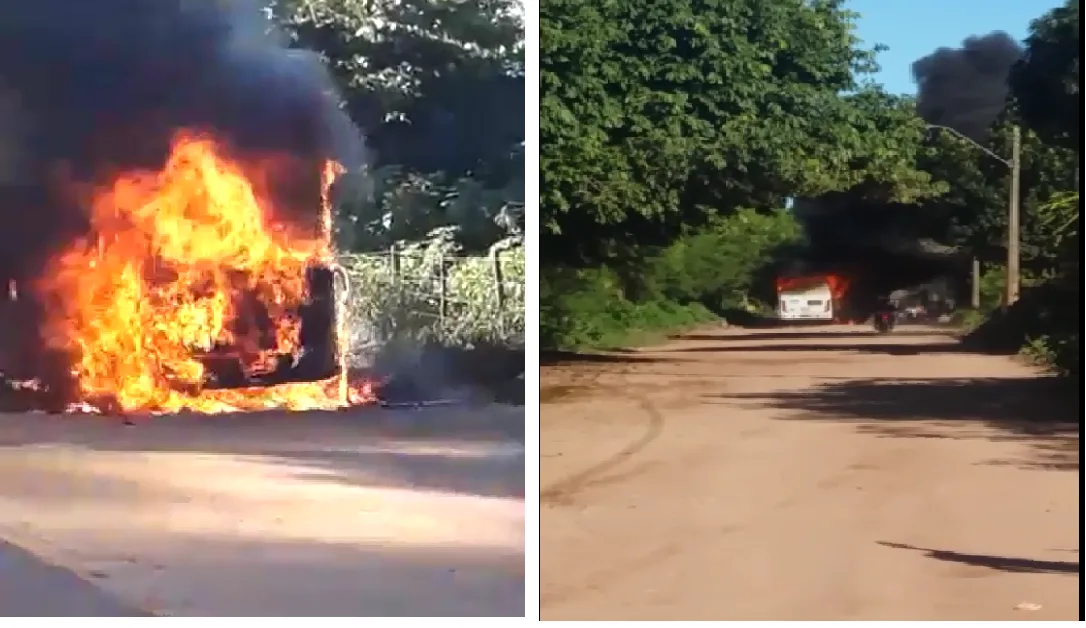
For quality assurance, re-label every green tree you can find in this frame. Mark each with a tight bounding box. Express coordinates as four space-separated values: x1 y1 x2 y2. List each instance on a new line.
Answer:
272 0 525 251
947 0 1079 378
800 111 1076 279
1007 0 1080 282
540 0 941 264
1009 0 1080 149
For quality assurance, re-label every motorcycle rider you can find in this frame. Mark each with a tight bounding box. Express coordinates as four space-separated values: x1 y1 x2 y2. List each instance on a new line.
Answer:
872 294 897 332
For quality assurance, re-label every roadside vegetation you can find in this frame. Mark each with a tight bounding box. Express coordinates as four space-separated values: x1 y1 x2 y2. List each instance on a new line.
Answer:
265 0 526 398
540 0 1080 381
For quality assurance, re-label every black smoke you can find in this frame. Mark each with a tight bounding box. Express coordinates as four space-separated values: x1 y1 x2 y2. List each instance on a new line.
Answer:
0 0 363 272
911 32 1024 140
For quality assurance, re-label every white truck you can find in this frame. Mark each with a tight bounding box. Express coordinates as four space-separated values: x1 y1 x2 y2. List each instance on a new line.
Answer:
776 281 835 322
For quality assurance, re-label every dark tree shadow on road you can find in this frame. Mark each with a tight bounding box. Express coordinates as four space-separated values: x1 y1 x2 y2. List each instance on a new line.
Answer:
1 527 524 617
672 329 939 343
877 541 1080 575
661 341 964 356
0 411 525 616
0 539 148 616
540 350 663 367
540 349 677 403
714 376 1078 427
0 406 525 499
711 377 1080 471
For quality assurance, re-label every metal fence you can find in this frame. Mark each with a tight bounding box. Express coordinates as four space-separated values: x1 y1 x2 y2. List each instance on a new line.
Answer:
336 244 525 366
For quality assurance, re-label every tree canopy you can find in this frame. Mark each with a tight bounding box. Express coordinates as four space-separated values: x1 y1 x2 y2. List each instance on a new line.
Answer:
540 0 944 265
271 0 525 253
1009 0 1080 149
540 0 1081 363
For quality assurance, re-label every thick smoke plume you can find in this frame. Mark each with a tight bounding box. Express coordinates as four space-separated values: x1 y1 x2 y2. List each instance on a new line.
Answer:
790 35 1026 302
911 32 1024 140
0 0 363 281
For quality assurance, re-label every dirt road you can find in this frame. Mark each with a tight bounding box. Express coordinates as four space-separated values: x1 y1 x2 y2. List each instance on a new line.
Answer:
0 406 524 616
541 325 1079 620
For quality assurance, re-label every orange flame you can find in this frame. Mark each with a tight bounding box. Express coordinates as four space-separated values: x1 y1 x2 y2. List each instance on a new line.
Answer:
34 130 376 414
320 160 345 254
319 158 352 407
776 273 851 301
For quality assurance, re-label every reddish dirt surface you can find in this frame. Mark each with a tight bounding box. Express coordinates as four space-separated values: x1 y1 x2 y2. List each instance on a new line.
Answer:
540 324 1080 620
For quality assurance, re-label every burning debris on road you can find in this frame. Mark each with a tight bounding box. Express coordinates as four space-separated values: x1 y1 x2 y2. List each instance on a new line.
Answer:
0 0 377 415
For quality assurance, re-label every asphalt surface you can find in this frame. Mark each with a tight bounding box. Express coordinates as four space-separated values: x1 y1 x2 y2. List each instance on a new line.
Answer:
541 325 1079 620
0 405 525 617
0 540 145 616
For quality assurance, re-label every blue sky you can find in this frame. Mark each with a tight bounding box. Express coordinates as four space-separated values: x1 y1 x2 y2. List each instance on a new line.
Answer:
847 0 1061 94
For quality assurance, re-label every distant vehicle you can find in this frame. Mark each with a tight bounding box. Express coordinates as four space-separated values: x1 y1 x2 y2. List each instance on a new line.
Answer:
873 310 896 333
901 303 927 321
776 281 835 322
872 297 897 333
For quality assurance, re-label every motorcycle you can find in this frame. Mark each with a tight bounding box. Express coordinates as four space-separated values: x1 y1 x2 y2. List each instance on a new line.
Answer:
872 310 896 334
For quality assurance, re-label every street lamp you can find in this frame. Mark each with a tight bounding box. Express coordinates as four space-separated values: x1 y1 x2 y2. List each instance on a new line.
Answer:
926 123 1021 307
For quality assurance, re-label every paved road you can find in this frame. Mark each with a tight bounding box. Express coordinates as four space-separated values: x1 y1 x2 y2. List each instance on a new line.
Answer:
541 325 1079 620
0 539 145 616
0 405 524 617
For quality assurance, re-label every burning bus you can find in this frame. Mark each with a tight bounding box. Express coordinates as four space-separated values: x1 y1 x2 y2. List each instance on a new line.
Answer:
775 273 851 323
0 1 375 414
0 134 362 414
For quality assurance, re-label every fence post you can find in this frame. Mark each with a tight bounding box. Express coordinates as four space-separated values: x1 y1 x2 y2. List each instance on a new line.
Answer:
384 244 401 343
438 256 448 335
492 249 505 339
389 244 400 288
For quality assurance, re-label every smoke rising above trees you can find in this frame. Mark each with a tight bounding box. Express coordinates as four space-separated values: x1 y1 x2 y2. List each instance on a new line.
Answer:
911 32 1024 140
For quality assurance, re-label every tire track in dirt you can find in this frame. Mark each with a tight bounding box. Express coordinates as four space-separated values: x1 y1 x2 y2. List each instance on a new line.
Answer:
543 327 1081 620
540 390 665 507
544 334 921 613
539 441 900 611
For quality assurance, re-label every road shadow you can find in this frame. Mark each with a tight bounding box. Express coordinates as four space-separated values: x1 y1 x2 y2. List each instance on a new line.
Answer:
661 341 964 356
369 343 525 406
711 377 1080 471
540 350 662 366
0 406 525 500
0 414 524 617
540 351 669 403
877 541 1080 576
257 445 524 499
2 529 523 616
0 540 149 616
673 330 940 343
979 435 1081 472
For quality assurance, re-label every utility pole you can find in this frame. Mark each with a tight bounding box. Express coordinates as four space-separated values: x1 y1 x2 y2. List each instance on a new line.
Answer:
926 124 1021 309
1005 126 1021 306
